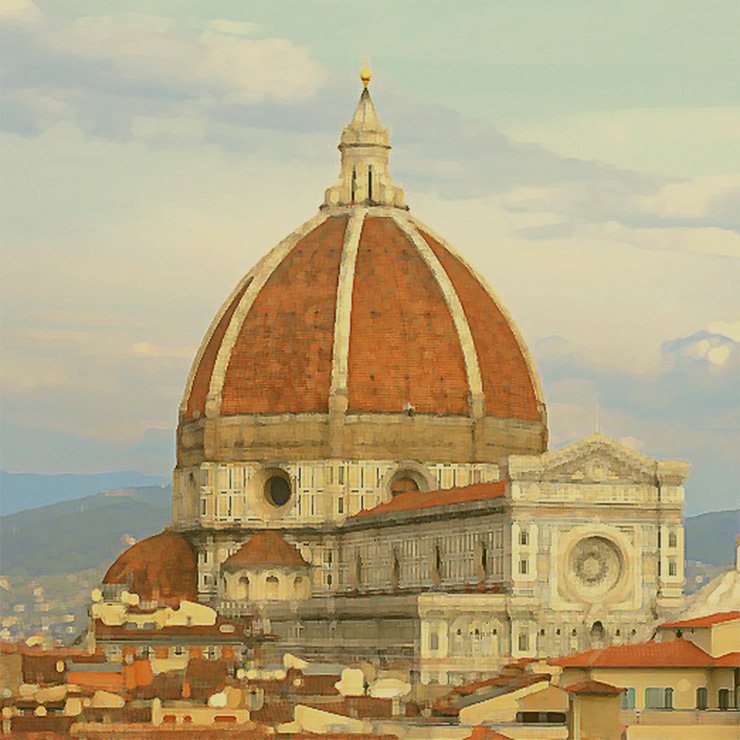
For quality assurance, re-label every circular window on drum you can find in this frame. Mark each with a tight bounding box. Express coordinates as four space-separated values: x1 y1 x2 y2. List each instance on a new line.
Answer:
264 472 292 508
569 536 623 595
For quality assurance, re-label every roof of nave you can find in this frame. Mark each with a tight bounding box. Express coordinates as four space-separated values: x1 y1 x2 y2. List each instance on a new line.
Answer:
352 480 507 519
223 530 309 569
102 530 198 603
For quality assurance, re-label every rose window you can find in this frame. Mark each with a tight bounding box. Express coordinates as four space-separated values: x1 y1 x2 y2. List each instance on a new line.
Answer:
569 536 622 595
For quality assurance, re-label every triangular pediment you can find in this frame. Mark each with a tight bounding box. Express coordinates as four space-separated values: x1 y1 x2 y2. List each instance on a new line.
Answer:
508 434 660 484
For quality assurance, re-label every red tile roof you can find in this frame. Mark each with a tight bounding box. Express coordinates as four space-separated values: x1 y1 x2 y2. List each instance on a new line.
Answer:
421 228 540 420
186 278 251 419
102 530 198 602
353 481 507 518
714 652 740 667
221 216 347 414
184 215 543 426
661 611 740 629
564 680 625 695
223 531 309 568
348 216 469 415
465 729 513 740
552 638 714 668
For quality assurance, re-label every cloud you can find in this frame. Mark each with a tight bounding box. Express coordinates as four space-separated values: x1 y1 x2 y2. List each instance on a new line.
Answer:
501 106 740 178
0 8 327 139
534 327 740 514
0 0 41 25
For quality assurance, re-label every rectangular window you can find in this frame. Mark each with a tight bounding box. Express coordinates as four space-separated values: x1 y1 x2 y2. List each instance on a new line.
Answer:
645 687 673 710
227 496 233 517
621 688 636 710
518 633 528 651
519 530 529 546
668 559 677 576
718 688 730 711
519 558 528 575
668 531 677 548
201 498 207 516
338 466 344 485
337 497 344 514
310 496 315 516
429 632 439 651
696 687 708 710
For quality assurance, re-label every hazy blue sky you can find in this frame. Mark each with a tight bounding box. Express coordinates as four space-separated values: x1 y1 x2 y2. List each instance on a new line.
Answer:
1 0 738 515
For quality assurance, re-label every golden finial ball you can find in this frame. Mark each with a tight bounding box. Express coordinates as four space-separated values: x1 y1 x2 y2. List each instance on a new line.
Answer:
360 66 372 87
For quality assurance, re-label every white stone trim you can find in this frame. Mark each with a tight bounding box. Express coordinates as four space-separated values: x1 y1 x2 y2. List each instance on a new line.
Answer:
330 207 366 399
206 211 330 417
409 215 546 409
179 268 258 415
392 213 484 417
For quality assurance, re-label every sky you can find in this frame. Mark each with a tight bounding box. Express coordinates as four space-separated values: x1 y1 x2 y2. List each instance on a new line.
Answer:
0 0 738 515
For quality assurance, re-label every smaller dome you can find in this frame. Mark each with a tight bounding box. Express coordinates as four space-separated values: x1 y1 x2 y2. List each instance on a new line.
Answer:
103 531 197 602
222 531 309 569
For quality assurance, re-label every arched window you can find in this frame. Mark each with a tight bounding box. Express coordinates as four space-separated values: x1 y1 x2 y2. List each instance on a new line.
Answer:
390 476 419 497
293 576 303 597
367 165 373 202
265 575 279 600
351 167 357 203
590 621 605 646
238 575 250 601
668 531 677 548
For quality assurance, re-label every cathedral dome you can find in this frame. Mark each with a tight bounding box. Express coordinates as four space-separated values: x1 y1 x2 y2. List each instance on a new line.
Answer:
103 531 198 602
177 73 546 466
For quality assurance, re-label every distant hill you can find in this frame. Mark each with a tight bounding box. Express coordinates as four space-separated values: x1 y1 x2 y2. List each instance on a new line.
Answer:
0 470 169 515
0 485 171 577
685 508 740 567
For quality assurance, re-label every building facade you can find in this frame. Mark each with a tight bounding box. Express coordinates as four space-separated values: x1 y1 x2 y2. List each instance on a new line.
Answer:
103 70 688 685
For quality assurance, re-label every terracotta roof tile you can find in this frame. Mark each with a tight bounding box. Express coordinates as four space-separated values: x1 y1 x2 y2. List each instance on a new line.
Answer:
661 611 740 629
420 228 540 421
353 481 506 518
187 279 251 419
465 729 514 740
102 530 198 602
223 531 309 568
348 216 469 415
564 680 625 695
551 638 714 668
714 652 740 667
221 216 347 414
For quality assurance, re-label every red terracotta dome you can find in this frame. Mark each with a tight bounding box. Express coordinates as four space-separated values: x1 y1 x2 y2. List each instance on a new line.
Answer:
182 213 542 423
103 531 197 602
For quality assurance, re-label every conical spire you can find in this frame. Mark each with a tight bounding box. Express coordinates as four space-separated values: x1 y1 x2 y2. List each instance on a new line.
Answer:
324 68 406 209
